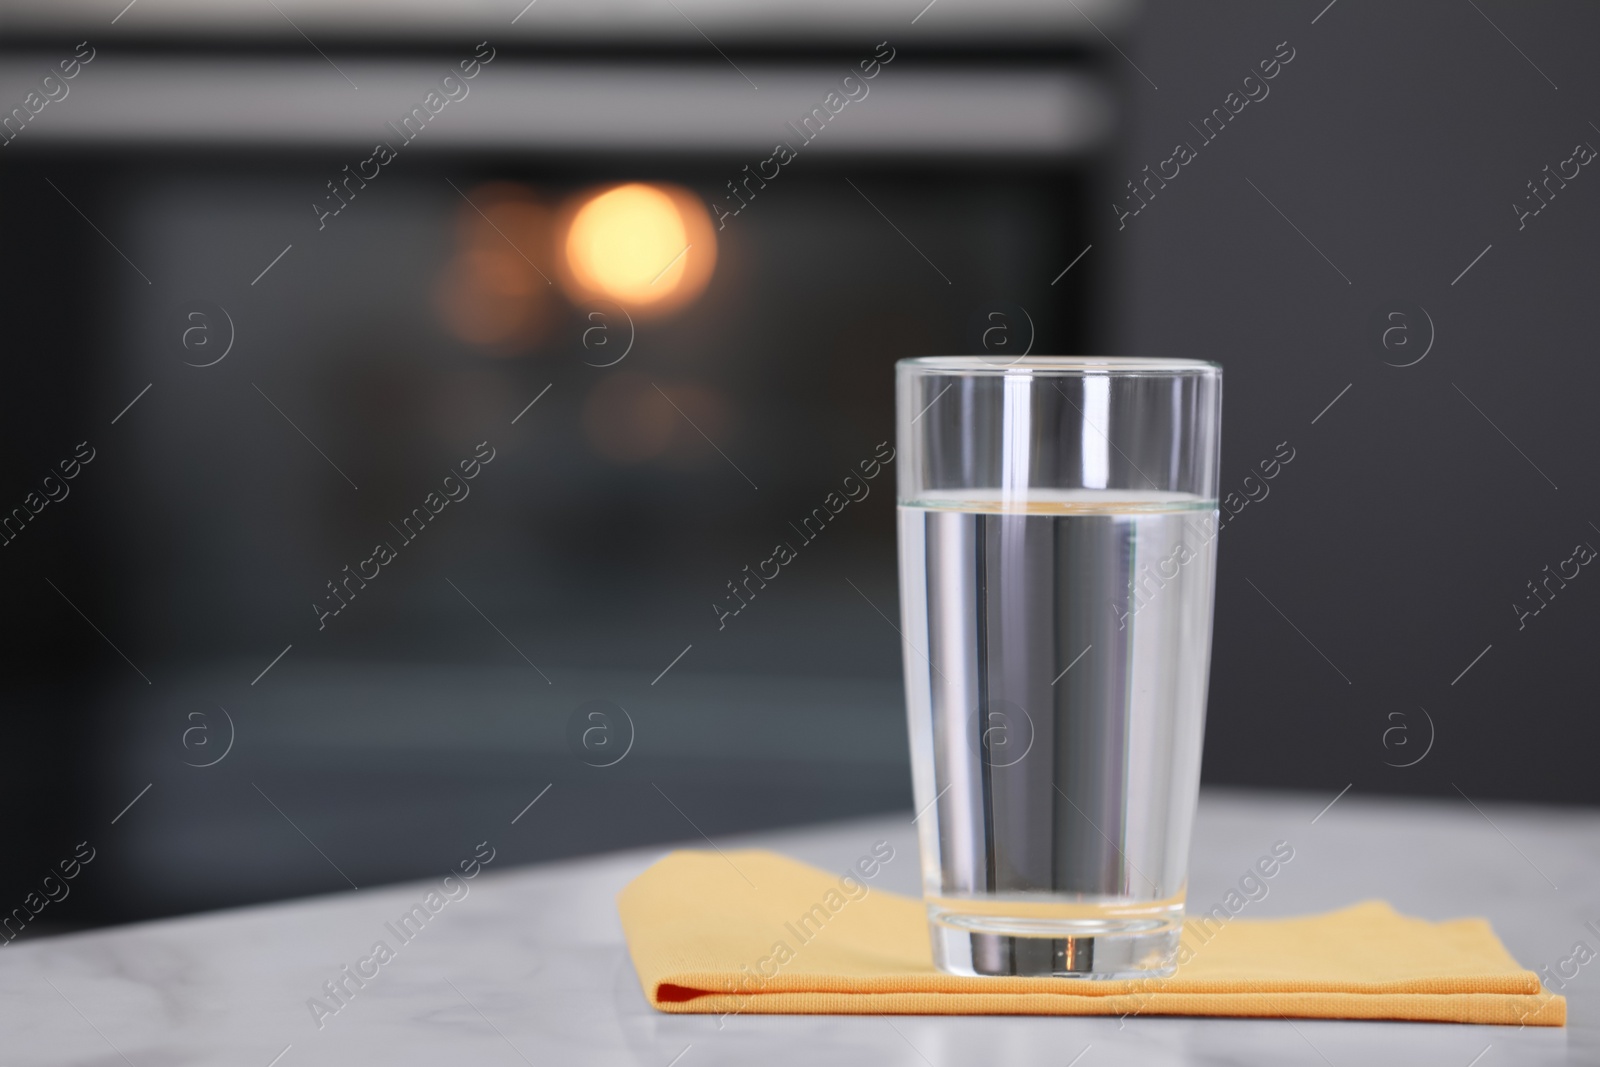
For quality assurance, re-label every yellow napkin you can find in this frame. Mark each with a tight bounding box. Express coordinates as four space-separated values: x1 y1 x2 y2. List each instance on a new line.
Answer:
617 849 1564 1025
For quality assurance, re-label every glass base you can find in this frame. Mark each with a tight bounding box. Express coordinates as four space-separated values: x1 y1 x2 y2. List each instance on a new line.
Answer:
929 917 1180 979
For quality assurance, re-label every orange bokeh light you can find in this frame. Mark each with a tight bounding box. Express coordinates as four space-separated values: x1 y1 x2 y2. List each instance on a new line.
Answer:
559 183 716 315
434 182 553 353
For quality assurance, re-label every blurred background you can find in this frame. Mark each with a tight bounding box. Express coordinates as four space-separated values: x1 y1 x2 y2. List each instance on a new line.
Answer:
1 0 1596 932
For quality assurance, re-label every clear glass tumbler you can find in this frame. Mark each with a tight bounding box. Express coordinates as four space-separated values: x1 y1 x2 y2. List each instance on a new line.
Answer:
895 356 1222 978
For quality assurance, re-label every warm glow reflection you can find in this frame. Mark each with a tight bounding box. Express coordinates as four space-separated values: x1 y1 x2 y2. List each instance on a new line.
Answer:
561 183 716 314
434 182 553 353
582 374 728 465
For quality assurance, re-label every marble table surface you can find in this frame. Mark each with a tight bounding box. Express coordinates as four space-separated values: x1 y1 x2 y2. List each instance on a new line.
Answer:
4 788 1597 1066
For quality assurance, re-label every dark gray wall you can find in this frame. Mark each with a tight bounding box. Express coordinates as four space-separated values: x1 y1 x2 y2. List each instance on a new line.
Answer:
1115 1 1600 802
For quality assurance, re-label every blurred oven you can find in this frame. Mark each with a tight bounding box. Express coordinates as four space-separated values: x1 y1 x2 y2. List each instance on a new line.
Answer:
0 0 1128 924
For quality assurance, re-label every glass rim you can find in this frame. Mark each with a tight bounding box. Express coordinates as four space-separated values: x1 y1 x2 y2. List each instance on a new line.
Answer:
897 356 1221 376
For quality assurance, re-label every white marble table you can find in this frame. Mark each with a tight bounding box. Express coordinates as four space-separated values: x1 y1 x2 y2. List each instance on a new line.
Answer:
5 789 1596 1065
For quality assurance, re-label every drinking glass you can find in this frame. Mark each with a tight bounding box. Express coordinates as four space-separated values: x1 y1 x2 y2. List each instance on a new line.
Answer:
895 356 1222 978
